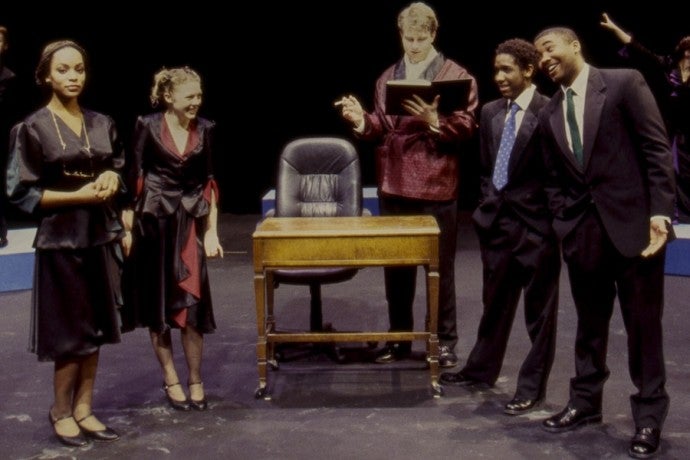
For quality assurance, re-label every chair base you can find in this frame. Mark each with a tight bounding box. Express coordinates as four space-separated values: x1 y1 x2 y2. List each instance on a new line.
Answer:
274 342 347 364
272 323 378 365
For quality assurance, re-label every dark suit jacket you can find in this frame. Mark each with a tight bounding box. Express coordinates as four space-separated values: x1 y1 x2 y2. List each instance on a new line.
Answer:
539 67 675 258
473 91 552 236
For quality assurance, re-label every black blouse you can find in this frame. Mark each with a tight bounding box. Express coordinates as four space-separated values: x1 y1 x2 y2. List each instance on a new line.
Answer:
6 107 125 249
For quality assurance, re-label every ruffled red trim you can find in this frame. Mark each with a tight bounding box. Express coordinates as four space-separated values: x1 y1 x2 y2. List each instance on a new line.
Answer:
172 306 188 328
174 219 201 328
136 176 144 198
179 220 201 298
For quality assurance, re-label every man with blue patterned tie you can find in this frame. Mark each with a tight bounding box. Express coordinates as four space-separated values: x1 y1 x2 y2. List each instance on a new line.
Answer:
534 27 674 459
440 39 560 416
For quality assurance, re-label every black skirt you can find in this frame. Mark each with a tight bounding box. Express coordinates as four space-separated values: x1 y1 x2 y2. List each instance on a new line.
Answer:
121 207 216 334
30 243 123 361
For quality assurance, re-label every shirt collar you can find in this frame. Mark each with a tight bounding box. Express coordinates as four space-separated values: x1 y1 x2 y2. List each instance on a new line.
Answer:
510 84 536 111
562 63 589 97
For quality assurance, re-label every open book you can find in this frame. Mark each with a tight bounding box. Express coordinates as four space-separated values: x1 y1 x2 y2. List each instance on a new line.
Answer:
385 78 472 116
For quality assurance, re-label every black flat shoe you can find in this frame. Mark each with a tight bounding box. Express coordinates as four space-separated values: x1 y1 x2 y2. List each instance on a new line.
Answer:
163 382 191 411
504 397 544 415
628 427 660 458
188 382 208 411
542 405 602 433
48 411 89 447
76 414 120 441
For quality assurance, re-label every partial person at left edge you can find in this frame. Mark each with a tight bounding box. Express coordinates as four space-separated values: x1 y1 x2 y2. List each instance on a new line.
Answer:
0 25 16 248
6 39 126 447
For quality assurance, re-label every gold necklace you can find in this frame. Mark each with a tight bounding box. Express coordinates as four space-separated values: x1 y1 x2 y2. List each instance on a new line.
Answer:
49 108 95 178
49 108 91 153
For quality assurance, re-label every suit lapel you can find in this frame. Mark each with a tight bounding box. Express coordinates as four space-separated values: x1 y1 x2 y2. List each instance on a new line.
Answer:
583 68 605 171
548 91 582 172
509 107 537 174
489 105 505 165
490 96 542 180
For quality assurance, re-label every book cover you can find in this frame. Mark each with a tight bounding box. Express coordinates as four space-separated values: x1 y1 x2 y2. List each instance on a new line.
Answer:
385 78 472 116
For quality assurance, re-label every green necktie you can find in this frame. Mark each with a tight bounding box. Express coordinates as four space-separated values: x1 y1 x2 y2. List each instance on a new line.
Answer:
566 88 583 165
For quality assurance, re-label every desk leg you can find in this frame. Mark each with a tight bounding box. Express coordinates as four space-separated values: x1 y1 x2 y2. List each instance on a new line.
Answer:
254 272 269 399
265 271 278 368
425 267 442 397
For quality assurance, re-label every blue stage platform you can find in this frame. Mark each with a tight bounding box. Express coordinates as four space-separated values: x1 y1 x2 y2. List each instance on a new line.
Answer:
4 210 684 295
0 228 36 292
665 224 690 276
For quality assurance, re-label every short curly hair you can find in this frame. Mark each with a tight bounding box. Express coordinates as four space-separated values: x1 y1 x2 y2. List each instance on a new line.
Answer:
496 38 540 71
397 2 438 35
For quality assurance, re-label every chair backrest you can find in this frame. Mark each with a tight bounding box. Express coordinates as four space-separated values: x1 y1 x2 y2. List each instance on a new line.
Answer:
276 137 362 217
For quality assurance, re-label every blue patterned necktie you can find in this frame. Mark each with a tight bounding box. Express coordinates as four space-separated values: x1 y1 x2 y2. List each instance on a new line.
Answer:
492 102 520 190
566 88 583 165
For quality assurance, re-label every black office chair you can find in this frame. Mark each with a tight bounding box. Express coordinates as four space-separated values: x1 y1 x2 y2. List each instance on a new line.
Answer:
266 137 364 363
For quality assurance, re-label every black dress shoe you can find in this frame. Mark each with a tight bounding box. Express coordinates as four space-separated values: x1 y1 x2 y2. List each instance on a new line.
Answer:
504 397 544 415
542 406 602 433
374 343 411 364
48 411 89 447
438 345 459 368
76 414 120 441
0 237 8 248
163 382 191 411
439 371 480 387
628 427 660 458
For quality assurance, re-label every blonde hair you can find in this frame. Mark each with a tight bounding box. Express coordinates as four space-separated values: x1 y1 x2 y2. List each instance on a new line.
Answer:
397 2 438 35
150 66 201 108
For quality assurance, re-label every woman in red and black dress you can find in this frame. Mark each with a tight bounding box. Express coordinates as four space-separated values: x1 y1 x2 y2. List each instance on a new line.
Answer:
121 67 222 412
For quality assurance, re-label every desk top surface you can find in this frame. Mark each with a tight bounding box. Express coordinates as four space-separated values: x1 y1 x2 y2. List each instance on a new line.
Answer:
253 216 439 238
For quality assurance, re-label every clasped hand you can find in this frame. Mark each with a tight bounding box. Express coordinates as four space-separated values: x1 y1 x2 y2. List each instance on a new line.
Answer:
641 217 669 258
77 170 120 203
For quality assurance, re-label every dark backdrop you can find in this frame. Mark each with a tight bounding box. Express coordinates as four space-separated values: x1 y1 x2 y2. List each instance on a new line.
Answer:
1 1 685 213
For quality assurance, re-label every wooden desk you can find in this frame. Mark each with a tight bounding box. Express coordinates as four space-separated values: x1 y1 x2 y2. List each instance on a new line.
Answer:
252 216 441 398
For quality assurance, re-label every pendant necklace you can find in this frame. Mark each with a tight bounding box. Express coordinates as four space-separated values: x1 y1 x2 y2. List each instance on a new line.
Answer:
49 108 95 178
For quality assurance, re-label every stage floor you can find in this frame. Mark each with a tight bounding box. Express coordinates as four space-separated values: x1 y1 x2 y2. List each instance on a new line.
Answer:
0 213 688 459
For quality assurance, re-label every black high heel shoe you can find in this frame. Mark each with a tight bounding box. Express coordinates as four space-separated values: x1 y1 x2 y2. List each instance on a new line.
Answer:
48 410 89 447
163 382 191 411
188 381 208 411
75 414 120 441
